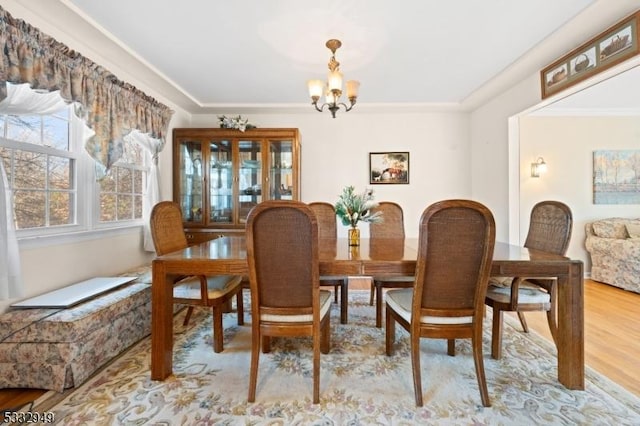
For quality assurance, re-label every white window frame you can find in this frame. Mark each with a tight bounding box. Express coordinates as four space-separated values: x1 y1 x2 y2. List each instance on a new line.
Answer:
0 105 149 248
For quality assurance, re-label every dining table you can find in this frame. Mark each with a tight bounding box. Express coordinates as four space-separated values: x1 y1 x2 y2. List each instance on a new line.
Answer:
151 236 584 390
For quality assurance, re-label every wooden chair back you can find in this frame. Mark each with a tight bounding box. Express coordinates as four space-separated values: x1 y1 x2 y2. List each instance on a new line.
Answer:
308 202 337 239
150 201 189 255
414 199 496 320
246 200 320 313
524 201 573 255
370 201 405 239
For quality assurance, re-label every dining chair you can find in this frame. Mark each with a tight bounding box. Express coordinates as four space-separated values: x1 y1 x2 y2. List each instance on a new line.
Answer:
309 202 349 324
245 200 332 404
484 200 572 359
385 199 496 407
150 201 244 353
369 201 415 327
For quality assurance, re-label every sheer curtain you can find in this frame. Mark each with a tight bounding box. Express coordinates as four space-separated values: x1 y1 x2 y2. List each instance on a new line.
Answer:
124 130 165 252
0 83 69 299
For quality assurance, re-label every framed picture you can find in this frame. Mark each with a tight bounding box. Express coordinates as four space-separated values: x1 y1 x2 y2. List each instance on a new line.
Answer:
369 152 409 184
541 11 640 99
593 150 640 204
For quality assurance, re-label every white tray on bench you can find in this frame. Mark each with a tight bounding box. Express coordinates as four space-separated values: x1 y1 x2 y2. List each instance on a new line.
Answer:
11 277 137 309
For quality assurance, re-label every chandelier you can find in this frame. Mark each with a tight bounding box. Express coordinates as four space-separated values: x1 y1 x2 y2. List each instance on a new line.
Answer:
307 39 360 118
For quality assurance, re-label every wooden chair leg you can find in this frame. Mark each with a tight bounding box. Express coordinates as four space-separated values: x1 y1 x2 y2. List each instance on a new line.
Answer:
547 285 558 346
375 284 384 328
472 331 491 407
517 311 529 333
334 284 339 303
261 336 271 353
546 308 558 346
313 334 320 404
183 306 194 326
320 315 330 354
248 327 260 402
491 307 503 360
236 291 244 326
411 335 423 407
385 305 395 356
369 280 375 305
212 305 224 353
447 339 456 356
340 279 348 324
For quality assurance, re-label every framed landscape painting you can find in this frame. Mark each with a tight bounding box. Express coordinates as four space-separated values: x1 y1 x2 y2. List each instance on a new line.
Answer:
369 152 409 184
593 149 640 204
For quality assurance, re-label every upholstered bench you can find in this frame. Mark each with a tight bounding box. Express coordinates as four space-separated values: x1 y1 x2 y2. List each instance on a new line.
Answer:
0 265 153 392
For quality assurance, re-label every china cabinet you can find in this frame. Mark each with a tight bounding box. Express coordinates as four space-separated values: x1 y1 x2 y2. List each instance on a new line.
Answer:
172 128 301 242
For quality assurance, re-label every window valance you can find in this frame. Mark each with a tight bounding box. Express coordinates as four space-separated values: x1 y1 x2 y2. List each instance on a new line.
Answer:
0 5 173 177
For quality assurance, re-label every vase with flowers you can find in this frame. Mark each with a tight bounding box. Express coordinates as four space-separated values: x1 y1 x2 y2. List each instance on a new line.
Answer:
334 186 383 246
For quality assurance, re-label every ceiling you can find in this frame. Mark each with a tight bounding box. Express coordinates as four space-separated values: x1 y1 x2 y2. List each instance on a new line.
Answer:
59 0 602 112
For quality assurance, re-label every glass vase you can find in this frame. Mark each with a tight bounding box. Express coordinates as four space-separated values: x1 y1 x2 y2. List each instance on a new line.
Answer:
348 226 360 246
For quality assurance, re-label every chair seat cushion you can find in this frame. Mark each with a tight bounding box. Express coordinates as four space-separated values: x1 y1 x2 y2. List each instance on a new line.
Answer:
320 276 346 282
489 276 512 287
260 290 332 323
173 275 242 300
373 276 414 283
485 281 551 304
385 289 472 325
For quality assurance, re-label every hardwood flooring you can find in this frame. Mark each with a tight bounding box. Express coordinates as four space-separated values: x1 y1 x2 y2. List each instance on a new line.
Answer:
1 279 638 411
519 279 640 397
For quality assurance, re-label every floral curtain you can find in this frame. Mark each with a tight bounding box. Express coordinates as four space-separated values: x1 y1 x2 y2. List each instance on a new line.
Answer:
0 5 173 179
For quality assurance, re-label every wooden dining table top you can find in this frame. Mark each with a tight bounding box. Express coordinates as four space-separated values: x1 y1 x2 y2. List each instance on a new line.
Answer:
153 236 581 278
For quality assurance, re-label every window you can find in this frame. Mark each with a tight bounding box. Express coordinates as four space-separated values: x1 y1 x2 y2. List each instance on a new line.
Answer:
0 108 76 230
99 141 146 223
0 106 148 237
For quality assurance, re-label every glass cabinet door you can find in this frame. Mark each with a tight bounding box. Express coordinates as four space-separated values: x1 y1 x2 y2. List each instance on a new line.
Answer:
237 139 262 224
178 141 204 223
268 140 294 200
209 140 233 225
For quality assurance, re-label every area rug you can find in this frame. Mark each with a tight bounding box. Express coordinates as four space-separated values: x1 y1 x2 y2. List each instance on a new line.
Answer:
41 291 640 425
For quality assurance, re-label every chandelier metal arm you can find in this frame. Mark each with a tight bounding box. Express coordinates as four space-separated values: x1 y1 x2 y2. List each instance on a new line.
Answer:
311 99 357 118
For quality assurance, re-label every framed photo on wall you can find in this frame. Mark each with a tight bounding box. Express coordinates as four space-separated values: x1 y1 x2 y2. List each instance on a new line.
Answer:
540 11 640 99
369 152 409 184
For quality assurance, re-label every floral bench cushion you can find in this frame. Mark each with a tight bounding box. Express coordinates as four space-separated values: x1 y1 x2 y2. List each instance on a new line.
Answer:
0 265 153 391
0 283 150 343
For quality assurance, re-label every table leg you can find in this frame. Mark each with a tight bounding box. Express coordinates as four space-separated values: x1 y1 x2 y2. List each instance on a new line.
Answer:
556 261 585 389
151 261 173 380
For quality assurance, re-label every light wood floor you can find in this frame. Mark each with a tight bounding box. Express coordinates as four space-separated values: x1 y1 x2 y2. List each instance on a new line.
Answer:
520 279 640 397
1 279 638 411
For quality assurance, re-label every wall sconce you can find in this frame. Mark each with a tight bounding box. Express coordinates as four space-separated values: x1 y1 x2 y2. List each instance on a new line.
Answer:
531 157 548 178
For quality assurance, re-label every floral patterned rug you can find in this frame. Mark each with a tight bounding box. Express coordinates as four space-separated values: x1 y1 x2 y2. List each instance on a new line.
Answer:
42 291 640 425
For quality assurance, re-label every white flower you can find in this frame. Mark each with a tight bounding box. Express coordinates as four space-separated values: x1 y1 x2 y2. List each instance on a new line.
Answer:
218 115 256 132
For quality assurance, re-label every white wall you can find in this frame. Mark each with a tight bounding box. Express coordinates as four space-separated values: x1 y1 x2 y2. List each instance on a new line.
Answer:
470 73 542 243
519 115 640 269
190 111 472 238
